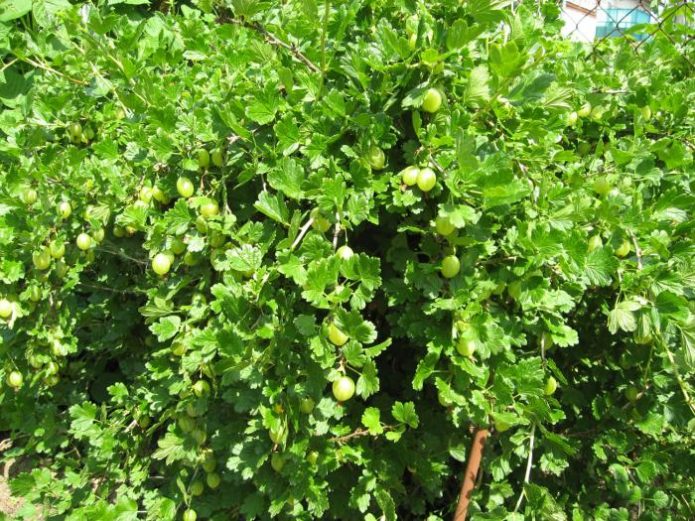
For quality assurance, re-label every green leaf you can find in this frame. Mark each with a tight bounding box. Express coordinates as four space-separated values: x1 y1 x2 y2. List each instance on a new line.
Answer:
607 302 639 334
655 291 689 321
375 489 396 521
465 0 510 24
114 497 139 519
376 21 410 61
523 483 567 521
322 90 346 116
438 203 480 227
508 72 555 104
335 309 378 344
356 360 379 398
679 319 695 368
401 85 428 109
152 432 186 465
489 41 525 78
267 158 304 200
69 402 98 439
150 315 182 342
464 65 490 106
254 191 289 225
545 322 579 347
635 412 665 437
278 253 308 285
541 84 573 110
448 444 468 462
32 0 72 27
651 490 669 508
302 257 339 307
0 68 32 107
391 401 419 428
481 175 530 209
635 460 659 483
274 117 300 156
340 254 381 287
413 350 441 391
164 200 193 235
226 244 263 273
0 0 32 22
0 259 24 283
361 407 383 435
231 0 270 18
116 204 148 231
293 314 316 336
245 87 280 125
446 19 485 50
584 248 618 286
456 130 480 173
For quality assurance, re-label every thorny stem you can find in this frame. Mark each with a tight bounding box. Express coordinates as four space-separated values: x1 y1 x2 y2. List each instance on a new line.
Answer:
513 424 536 512
332 211 341 249
124 419 139 433
540 332 546 364
629 231 643 270
429 156 446 175
291 218 314 250
88 62 131 116
658 336 695 417
1 58 18 73
229 18 320 73
12 54 87 85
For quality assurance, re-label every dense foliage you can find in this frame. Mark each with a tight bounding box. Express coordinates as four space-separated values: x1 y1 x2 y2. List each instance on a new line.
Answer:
1 0 694 519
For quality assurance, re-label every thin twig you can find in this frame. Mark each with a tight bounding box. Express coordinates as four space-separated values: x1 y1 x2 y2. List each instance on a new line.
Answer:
661 340 695 417
629 232 643 270
513 424 536 512
590 88 629 94
230 19 320 73
254 273 270 303
96 245 148 265
290 218 314 250
1 58 18 73
76 282 140 295
329 425 394 444
13 54 88 85
87 62 131 116
620 384 651 411
429 156 446 175
329 428 370 443
124 419 138 433
562 427 599 438
540 332 546 364
332 212 341 249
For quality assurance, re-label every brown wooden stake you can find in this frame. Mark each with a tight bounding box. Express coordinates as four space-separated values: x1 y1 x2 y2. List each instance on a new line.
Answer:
453 428 489 521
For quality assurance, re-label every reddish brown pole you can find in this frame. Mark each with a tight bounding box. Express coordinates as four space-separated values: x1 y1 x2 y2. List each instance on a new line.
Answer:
453 428 489 521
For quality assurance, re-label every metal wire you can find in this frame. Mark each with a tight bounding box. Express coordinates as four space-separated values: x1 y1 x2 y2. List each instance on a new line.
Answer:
520 0 695 69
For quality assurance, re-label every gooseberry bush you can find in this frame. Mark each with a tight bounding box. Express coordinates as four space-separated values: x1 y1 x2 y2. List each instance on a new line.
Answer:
1 0 694 519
